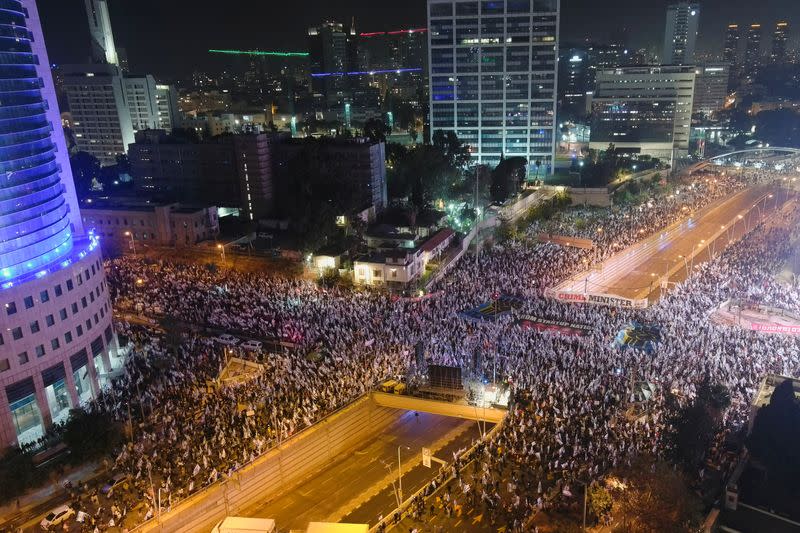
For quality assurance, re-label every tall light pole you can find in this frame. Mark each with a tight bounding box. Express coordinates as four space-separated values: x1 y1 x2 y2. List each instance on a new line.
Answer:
678 255 689 277
397 445 410 504
217 243 226 265
582 480 590 532
124 231 136 254
737 213 748 233
474 166 481 268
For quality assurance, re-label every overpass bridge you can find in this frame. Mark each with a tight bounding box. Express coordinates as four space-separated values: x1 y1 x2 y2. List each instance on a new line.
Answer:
371 392 507 423
683 147 800 175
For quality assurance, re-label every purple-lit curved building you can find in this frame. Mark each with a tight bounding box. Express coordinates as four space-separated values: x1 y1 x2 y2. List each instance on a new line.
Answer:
0 0 118 448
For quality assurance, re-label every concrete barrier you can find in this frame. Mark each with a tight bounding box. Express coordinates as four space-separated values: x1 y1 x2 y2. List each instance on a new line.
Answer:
135 396 399 533
371 392 506 423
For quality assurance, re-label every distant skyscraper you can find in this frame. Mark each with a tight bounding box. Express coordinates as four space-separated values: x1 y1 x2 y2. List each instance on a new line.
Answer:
124 74 159 132
723 24 740 67
83 0 118 65
0 0 118 448
558 46 591 120
744 24 763 72
771 22 789 63
308 21 349 106
662 2 700 65
692 64 730 117
155 85 180 131
427 0 560 175
357 28 428 71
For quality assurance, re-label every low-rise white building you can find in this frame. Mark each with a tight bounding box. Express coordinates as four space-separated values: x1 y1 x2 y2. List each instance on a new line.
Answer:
355 249 424 287
81 201 219 252
354 228 456 288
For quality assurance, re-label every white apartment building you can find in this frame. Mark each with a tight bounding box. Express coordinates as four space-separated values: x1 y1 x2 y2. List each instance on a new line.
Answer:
124 74 159 132
63 63 135 166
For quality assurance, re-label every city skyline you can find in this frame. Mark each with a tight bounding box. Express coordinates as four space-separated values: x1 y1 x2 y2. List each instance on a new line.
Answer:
40 0 800 78
3 1 800 532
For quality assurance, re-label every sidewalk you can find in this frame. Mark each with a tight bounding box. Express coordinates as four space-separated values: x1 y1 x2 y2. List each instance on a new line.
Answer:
0 460 104 529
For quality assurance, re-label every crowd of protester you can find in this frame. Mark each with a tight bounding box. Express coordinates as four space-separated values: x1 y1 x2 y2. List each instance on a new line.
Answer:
50 163 800 531
528 167 783 262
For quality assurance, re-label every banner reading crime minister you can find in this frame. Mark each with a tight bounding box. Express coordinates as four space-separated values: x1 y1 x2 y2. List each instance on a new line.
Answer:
546 289 648 309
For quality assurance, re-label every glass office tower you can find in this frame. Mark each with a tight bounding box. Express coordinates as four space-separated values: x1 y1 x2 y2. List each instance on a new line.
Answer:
427 0 560 176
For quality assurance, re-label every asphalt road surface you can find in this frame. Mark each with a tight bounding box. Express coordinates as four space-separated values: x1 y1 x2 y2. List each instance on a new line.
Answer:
242 410 486 531
556 186 787 302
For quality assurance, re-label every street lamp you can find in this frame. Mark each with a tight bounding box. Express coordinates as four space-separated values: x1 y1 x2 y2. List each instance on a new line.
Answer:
124 231 136 254
217 243 226 265
736 213 748 233
397 445 411 504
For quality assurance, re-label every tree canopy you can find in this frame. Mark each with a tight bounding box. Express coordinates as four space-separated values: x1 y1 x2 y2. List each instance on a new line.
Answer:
386 132 473 210
70 151 102 198
362 117 390 144
613 458 702 533
664 378 729 471
63 408 122 464
490 156 527 203
274 143 361 253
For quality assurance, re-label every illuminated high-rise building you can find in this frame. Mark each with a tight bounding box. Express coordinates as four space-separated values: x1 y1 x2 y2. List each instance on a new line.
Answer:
692 64 730 117
427 0 560 175
0 0 118 448
744 24 763 71
662 2 700 65
63 63 134 166
771 22 789 63
83 0 118 66
558 46 591 121
308 21 350 106
723 24 740 66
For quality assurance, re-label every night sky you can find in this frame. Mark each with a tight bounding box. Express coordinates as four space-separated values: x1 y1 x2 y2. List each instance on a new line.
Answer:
39 0 800 78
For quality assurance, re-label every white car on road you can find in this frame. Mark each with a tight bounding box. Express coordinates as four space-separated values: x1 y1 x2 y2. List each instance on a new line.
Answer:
240 340 263 351
40 505 75 530
213 334 240 346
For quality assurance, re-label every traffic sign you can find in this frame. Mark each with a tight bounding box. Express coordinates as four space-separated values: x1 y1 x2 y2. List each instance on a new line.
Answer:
422 447 431 468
